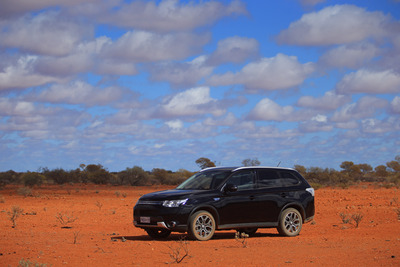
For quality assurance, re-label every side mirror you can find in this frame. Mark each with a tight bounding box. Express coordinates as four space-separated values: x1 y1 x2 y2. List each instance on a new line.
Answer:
224 183 238 193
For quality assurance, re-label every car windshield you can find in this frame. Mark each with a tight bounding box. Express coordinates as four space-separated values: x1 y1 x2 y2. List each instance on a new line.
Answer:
176 170 232 190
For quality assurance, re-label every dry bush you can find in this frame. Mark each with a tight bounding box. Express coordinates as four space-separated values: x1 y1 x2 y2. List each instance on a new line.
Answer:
339 212 351 224
351 213 363 228
95 201 103 210
18 258 48 267
168 237 189 264
55 212 77 227
395 207 400 221
235 231 249 248
8 206 23 228
17 187 33 197
73 231 80 244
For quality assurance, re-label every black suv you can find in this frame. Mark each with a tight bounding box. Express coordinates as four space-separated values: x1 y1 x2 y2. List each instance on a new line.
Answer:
133 166 314 241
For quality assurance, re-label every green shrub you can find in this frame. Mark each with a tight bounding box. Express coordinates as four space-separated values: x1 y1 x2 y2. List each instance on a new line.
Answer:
21 172 44 187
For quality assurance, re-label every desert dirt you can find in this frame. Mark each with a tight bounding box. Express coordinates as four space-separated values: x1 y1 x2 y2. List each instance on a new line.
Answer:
1 184 399 266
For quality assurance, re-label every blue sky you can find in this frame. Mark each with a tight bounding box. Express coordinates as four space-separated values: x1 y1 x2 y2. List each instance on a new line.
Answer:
1 0 400 172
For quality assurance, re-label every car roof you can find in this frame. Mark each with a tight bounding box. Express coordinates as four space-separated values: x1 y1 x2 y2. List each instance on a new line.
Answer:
200 166 295 172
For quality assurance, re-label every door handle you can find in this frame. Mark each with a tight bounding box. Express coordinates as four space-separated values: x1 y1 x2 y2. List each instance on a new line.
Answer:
249 195 255 200
280 192 287 197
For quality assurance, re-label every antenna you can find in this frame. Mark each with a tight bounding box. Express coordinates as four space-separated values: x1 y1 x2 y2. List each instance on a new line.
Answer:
277 161 281 167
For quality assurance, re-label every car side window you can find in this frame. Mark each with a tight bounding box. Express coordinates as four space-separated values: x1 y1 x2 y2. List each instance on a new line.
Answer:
226 171 255 191
257 169 281 188
279 171 300 187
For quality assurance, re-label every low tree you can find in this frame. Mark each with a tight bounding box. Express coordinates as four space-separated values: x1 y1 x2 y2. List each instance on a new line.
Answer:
195 157 216 169
386 160 400 173
242 158 261 167
21 171 44 187
375 165 388 177
294 165 306 177
85 164 111 184
120 166 150 186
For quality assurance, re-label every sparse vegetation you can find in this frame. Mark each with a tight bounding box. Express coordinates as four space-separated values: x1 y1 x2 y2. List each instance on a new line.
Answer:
8 205 23 228
339 212 364 228
351 213 363 228
18 258 48 267
95 201 103 210
55 212 77 227
167 237 189 264
0 155 398 188
339 212 351 224
395 207 400 221
73 231 80 244
235 231 249 248
17 187 33 197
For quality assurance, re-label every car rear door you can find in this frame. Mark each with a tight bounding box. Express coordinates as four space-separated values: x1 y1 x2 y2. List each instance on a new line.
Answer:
254 169 287 223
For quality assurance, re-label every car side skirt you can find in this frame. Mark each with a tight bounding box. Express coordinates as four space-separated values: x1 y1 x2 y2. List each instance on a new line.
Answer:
218 222 277 230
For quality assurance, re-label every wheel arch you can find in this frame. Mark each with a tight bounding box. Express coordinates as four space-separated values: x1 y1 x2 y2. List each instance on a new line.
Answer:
188 205 220 227
280 203 306 222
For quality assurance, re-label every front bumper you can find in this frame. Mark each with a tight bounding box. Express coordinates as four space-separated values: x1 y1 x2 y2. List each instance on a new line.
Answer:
133 204 190 233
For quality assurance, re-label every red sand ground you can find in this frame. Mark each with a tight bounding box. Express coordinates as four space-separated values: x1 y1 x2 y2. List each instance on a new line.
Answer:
1 184 399 266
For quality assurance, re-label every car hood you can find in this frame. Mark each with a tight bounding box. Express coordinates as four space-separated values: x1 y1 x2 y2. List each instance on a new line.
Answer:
139 189 213 201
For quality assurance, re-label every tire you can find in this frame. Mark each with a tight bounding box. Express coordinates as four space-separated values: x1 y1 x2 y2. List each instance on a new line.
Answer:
277 208 302 237
188 210 216 241
145 228 171 239
237 228 258 236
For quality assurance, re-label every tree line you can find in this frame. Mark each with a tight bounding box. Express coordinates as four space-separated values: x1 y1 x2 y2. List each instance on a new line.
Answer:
0 156 399 188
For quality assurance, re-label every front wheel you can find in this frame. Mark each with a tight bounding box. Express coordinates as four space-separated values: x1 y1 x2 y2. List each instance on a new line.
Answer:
145 228 171 239
188 210 216 241
277 208 302 237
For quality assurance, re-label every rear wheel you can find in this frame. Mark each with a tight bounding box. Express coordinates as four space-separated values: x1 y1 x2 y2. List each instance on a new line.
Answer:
277 208 302 237
188 210 215 241
145 228 171 239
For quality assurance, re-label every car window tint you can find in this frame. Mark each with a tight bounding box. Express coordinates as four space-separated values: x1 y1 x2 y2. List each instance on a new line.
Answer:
226 171 255 191
279 171 300 187
257 170 281 188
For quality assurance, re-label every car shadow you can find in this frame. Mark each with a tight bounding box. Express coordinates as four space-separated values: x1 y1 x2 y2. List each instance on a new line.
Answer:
111 231 280 242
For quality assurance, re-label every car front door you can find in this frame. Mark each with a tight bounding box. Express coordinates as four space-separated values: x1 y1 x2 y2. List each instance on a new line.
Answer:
218 170 258 225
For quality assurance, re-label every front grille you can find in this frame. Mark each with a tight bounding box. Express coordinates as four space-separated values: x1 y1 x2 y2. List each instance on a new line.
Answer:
137 200 162 205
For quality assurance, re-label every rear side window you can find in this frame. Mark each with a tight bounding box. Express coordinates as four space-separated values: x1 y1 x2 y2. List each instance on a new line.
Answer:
278 171 300 187
257 169 280 188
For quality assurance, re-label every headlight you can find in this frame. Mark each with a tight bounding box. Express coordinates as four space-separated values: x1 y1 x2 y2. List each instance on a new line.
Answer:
162 199 188 207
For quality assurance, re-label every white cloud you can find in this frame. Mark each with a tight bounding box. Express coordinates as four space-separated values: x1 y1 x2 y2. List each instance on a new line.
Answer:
248 98 295 121
34 80 124 106
148 56 214 88
299 0 325 6
105 30 210 62
336 69 400 94
0 0 102 18
79 0 247 32
159 86 225 117
166 119 184 131
207 36 259 65
391 96 400 114
319 42 379 68
0 11 92 56
0 55 62 90
297 91 350 110
276 5 391 46
208 54 314 91
331 96 388 122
